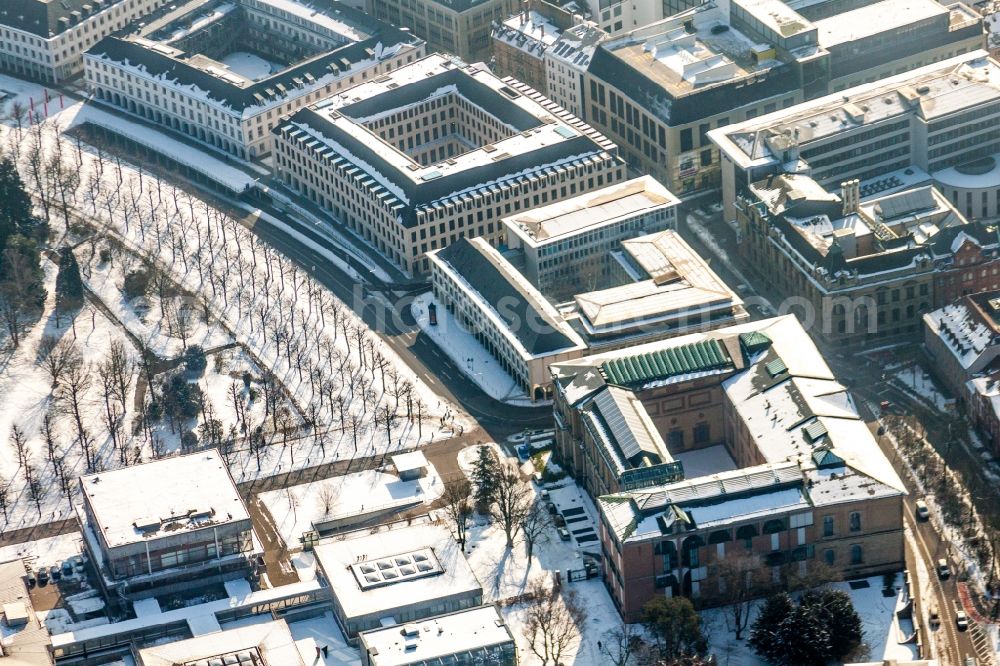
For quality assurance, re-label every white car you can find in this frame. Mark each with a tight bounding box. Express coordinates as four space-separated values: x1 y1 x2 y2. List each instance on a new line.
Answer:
955 608 969 631
915 500 929 521
937 559 951 579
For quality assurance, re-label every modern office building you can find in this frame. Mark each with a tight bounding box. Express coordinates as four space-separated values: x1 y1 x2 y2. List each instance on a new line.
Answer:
84 0 425 160
502 175 679 299
711 51 1000 222
0 0 174 83
581 0 982 193
313 522 483 640
358 605 517 666
369 0 516 62
429 226 746 401
272 53 624 275
548 316 906 620
76 450 260 600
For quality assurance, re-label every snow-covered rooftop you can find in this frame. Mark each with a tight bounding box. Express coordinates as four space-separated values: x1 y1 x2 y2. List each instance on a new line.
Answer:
814 0 946 46
503 176 678 247
79 450 250 549
313 523 482 622
493 10 562 56
358 605 513 666
390 451 428 474
710 51 997 169
924 293 1000 369
564 316 905 542
138 619 304 666
306 53 601 187
573 229 743 330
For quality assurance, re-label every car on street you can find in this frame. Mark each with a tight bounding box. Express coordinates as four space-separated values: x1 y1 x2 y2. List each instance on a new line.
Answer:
938 559 951 579
928 606 940 628
915 499 929 521
516 444 531 461
955 608 969 631
558 527 571 541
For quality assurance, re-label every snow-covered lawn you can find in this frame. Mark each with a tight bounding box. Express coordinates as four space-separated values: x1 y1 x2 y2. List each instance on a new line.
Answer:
259 463 444 548
412 292 538 406
702 575 918 665
0 73 469 524
81 247 233 359
0 257 160 527
220 52 278 81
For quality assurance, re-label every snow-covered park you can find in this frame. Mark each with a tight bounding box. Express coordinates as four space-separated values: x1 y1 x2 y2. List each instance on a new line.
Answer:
0 73 469 530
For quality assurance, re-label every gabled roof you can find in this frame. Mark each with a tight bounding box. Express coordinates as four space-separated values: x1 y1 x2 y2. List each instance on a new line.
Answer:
585 386 671 468
601 338 732 386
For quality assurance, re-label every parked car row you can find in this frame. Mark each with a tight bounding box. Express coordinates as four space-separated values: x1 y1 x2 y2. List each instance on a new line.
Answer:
25 556 85 588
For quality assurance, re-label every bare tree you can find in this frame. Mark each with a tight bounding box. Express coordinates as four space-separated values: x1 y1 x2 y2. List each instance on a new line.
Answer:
0 474 10 520
600 622 646 666
38 335 79 388
520 499 553 563
10 424 28 469
523 578 587 665
441 477 473 549
59 358 94 470
711 554 764 641
317 482 340 516
490 465 533 549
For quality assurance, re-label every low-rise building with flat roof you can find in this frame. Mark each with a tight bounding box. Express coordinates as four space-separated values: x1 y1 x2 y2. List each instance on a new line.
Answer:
503 175 680 299
137 619 304 665
358 605 517 666
313 522 483 639
77 450 259 600
429 236 588 401
0 559 53 665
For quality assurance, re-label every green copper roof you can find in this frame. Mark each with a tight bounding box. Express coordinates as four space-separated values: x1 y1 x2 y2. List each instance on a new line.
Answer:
739 331 772 355
601 339 731 386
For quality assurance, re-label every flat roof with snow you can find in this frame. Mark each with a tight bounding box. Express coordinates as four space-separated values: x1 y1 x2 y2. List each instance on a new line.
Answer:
390 451 429 474
814 0 946 46
359 605 514 666
137 618 304 666
313 523 482 623
79 450 250 549
503 176 679 248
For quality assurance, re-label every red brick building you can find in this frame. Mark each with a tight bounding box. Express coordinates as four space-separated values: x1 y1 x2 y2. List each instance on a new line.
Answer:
551 316 906 620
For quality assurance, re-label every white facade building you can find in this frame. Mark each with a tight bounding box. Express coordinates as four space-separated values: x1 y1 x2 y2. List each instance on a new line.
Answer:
84 0 425 159
0 0 174 82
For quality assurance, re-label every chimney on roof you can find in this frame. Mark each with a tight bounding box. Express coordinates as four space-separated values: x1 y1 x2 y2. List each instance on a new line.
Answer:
841 179 860 216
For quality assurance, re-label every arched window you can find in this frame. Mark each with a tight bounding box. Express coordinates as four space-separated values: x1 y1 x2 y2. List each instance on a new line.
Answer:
763 518 786 534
